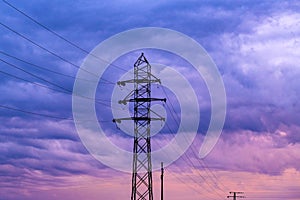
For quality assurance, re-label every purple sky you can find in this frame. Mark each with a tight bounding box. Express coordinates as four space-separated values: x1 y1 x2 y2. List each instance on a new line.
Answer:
1 0 300 199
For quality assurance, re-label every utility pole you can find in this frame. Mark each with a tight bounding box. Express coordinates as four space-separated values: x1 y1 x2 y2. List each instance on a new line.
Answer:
113 53 166 200
227 192 245 200
161 162 164 200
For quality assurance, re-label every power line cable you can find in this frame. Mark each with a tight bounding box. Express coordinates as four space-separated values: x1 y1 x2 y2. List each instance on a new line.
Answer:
160 86 226 198
0 64 118 111
113 79 225 198
2 1 231 197
200 159 231 192
0 21 113 84
160 87 230 193
118 121 219 200
163 123 224 199
2 0 128 74
0 104 71 120
0 61 132 121
146 100 224 199
1 2 228 194
165 100 227 198
0 68 69 94
0 50 105 83
112 89 219 199
0 104 110 123
0 57 72 93
164 121 224 199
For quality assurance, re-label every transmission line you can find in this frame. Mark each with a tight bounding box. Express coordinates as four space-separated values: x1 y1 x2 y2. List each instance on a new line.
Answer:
0 62 122 112
113 75 226 199
145 98 225 199
0 57 72 93
163 123 225 200
0 68 69 94
113 115 219 200
0 104 110 123
160 86 227 198
2 1 231 197
0 104 71 120
2 0 128 73
0 50 104 83
0 21 113 84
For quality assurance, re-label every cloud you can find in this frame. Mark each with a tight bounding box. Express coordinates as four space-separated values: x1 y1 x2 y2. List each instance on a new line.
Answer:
209 11 300 135
203 130 300 174
1 1 300 199
0 115 107 178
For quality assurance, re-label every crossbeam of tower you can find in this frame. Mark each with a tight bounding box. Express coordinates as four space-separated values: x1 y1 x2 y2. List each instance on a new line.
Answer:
227 191 245 200
113 53 166 200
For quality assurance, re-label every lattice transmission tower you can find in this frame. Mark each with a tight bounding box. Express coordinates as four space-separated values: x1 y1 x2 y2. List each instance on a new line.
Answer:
113 53 166 200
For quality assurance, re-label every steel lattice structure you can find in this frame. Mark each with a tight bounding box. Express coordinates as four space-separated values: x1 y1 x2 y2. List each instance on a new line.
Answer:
113 53 166 200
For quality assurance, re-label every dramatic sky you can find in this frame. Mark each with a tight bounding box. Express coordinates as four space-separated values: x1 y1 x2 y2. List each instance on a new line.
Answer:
1 0 300 200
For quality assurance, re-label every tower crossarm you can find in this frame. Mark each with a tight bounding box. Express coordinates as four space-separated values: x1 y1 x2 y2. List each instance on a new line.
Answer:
227 192 246 200
113 117 165 123
118 98 166 105
117 78 161 86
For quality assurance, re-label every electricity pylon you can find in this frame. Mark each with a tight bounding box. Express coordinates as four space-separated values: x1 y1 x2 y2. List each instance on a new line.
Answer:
227 192 245 200
113 53 166 200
